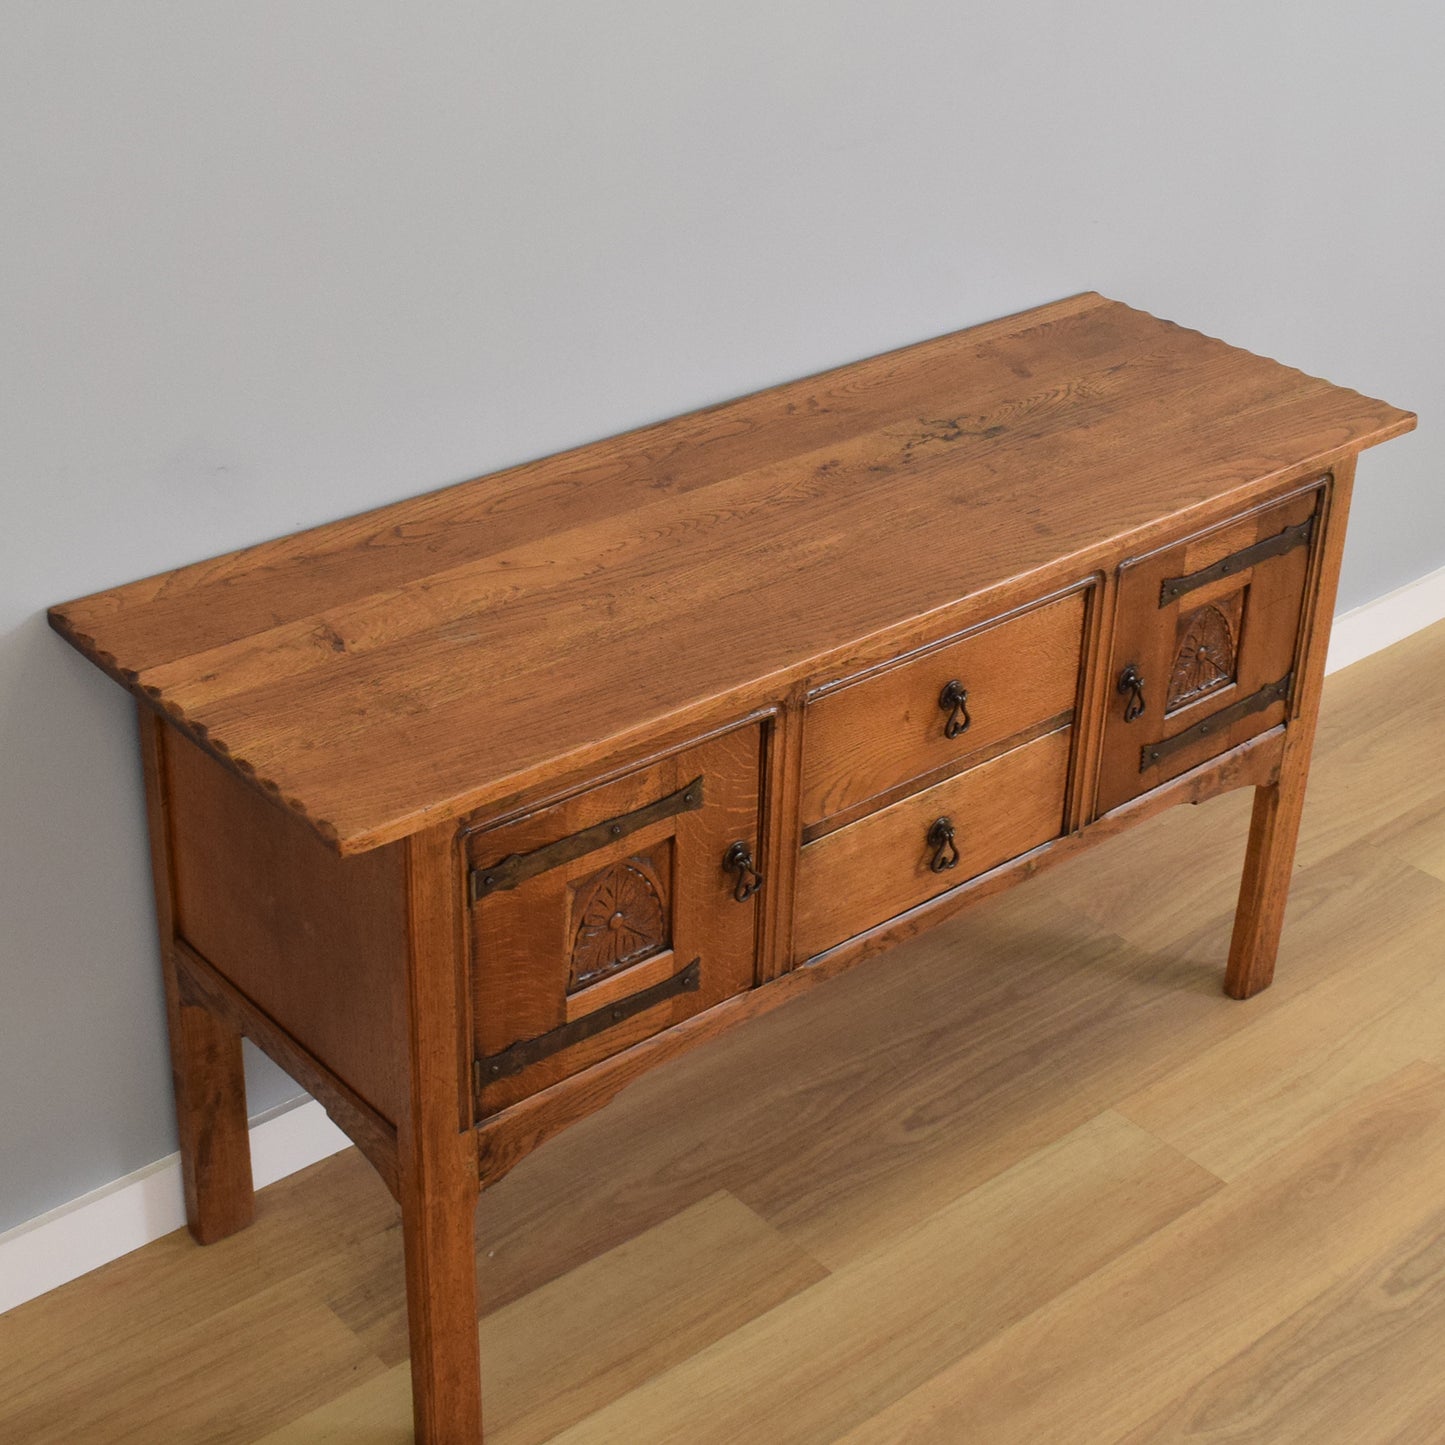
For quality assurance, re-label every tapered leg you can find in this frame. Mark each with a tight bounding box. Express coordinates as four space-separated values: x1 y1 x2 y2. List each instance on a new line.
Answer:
400 822 484 1443
139 704 255 1242
1224 459 1356 999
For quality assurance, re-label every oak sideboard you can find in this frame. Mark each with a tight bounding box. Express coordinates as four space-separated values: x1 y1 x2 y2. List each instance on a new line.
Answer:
50 293 1415 1441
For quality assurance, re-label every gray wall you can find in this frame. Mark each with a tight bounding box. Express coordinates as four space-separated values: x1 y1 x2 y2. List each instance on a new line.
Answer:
1 1 1438 1233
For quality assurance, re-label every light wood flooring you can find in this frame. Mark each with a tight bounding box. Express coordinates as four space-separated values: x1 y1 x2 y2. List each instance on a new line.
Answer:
4 622 1445 1444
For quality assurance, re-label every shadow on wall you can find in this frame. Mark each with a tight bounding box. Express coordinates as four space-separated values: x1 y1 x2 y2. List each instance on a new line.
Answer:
0 612 304 1234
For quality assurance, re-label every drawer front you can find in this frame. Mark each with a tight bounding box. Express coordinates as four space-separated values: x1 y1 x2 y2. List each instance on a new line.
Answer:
466 723 763 1114
1097 486 1320 815
800 590 1086 831
794 726 1072 962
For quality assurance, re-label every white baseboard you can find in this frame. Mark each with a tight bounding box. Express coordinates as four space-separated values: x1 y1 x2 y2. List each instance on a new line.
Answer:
0 1100 349 1316
1325 563 1445 675
4 563 1444 1321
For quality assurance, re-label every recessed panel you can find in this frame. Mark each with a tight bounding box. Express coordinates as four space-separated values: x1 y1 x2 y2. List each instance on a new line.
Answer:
1167 587 1245 713
567 841 673 993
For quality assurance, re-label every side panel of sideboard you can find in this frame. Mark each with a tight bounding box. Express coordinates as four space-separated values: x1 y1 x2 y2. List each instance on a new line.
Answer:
160 724 411 1135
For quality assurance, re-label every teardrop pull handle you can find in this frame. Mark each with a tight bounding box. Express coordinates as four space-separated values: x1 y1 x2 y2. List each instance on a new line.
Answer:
926 817 960 873
938 679 972 739
723 841 763 902
1117 664 1147 723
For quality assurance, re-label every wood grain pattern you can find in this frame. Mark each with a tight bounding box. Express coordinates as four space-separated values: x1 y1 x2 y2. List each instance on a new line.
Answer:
755 698 805 984
1117 1198 1445 1444
799 586 1086 827
164 722 410 1125
1226 461 1356 997
139 706 256 1246
1097 483 1320 815
6 623 1443 1445
794 725 1072 960
258 1192 828 1445
49 295 1415 853
174 939 401 1200
546 1113 1221 1445
1118 855 1445 1182
397 823 483 1444
470 724 762 1114
833 1061 1445 1445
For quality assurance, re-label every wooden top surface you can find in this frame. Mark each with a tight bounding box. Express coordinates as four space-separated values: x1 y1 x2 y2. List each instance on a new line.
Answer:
50 293 1415 853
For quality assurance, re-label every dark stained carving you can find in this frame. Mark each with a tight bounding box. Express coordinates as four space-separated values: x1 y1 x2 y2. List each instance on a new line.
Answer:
1168 594 1243 711
568 849 670 991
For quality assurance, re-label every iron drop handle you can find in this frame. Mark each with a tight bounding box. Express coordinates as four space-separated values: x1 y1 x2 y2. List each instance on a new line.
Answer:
723 841 764 902
927 817 960 873
939 679 972 739
1118 664 1146 723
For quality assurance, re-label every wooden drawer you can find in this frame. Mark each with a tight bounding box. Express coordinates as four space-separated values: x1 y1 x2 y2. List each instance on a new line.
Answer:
800 590 1086 831
793 726 1072 962
466 723 763 1114
1097 485 1321 815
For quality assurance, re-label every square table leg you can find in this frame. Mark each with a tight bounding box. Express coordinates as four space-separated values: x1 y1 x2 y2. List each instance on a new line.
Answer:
400 824 485 1442
1225 460 1356 999
141 705 256 1243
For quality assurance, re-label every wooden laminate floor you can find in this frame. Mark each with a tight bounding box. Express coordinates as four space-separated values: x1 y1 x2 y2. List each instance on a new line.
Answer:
4 623 1445 1444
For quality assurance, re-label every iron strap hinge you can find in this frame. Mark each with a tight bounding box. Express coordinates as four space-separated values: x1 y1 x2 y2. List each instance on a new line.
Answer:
1140 672 1293 772
1157 513 1315 607
469 776 705 902
475 956 702 1087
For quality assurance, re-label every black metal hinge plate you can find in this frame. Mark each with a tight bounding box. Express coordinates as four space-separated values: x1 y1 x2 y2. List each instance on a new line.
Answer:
1158 514 1315 607
470 776 704 902
475 956 702 1087
1140 672 1292 772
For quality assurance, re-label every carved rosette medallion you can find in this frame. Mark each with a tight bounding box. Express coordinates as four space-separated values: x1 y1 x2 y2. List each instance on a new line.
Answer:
568 851 669 991
1167 593 1243 712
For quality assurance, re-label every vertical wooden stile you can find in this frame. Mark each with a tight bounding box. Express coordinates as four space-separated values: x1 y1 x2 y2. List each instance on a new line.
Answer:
139 705 256 1245
1226 456 1358 997
397 821 484 1443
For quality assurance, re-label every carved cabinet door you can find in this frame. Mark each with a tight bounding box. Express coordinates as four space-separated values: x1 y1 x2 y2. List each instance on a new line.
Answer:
1097 484 1322 815
465 723 763 1114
